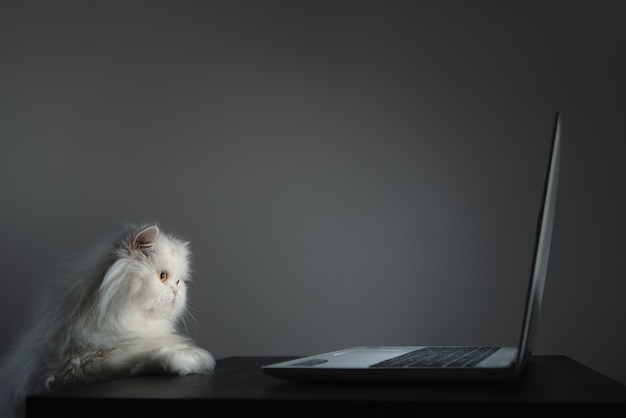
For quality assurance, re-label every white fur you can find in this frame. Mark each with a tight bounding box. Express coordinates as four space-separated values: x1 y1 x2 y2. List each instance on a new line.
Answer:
0 224 215 418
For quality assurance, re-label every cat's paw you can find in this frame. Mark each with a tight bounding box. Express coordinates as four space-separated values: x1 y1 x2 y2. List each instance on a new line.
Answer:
154 344 216 375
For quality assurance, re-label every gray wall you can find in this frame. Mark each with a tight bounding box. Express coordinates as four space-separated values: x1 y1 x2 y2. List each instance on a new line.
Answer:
1 0 625 385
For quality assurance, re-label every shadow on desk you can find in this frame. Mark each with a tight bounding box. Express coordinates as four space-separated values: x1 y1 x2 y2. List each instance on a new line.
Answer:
26 356 626 417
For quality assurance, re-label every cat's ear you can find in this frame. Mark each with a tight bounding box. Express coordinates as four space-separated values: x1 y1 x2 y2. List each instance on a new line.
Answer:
129 225 159 256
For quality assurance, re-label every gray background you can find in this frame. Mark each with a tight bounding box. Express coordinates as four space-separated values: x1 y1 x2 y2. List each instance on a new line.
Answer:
1 0 625 385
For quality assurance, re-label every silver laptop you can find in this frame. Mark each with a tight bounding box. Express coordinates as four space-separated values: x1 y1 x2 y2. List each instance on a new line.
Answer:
262 112 562 382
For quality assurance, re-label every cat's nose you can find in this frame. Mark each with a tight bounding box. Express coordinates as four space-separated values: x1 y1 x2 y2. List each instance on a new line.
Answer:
171 287 178 296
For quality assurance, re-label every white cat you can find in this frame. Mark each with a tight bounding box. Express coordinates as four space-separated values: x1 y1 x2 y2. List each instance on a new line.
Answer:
0 224 216 418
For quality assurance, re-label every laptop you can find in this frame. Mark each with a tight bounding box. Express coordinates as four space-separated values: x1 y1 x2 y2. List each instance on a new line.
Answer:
262 112 562 383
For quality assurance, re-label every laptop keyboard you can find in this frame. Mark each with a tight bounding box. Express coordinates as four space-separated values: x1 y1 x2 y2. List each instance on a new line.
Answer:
370 346 499 368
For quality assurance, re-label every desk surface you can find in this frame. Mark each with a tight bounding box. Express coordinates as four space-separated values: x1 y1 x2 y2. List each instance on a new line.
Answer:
26 355 626 417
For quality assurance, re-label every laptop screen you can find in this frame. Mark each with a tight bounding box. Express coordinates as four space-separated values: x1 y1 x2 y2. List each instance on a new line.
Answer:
515 112 561 376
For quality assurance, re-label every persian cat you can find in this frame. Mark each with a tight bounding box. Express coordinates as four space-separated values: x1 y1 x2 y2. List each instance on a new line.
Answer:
0 224 216 418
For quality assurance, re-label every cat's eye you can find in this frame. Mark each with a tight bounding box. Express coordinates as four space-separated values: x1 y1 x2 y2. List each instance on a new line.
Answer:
159 271 168 282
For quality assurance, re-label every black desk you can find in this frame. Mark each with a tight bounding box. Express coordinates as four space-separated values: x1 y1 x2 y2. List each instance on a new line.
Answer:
26 355 626 417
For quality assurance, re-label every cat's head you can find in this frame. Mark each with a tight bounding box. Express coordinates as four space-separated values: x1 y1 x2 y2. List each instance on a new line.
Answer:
96 224 192 333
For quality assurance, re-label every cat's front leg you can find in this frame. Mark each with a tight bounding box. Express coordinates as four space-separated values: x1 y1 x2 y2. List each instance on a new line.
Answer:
150 344 216 376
